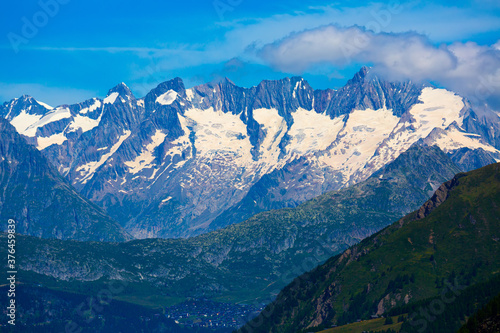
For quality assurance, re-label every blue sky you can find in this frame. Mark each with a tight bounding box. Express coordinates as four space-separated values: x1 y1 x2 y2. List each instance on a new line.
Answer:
1 0 499 108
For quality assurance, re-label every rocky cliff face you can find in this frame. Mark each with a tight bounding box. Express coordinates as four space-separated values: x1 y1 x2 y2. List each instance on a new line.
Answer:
1 67 499 238
324 66 423 118
415 172 465 219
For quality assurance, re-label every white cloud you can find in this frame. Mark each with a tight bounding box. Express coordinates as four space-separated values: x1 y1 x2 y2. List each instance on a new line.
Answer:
259 26 456 77
258 25 500 108
34 3 498 83
444 41 500 107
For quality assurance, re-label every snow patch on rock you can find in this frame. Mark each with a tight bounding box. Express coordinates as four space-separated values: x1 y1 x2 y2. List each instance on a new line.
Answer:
287 108 345 155
76 130 131 184
125 130 167 174
156 90 178 105
104 92 119 104
37 132 68 150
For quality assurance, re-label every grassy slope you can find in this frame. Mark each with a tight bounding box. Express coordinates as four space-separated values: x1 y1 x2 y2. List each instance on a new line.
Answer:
240 163 500 333
320 315 403 333
458 291 500 333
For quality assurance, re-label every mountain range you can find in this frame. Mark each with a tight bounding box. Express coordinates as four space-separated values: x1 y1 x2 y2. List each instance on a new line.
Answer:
2 67 500 332
4 144 464 307
2 67 499 239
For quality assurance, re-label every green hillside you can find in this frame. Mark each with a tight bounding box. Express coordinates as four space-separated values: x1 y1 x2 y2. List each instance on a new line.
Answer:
458 290 500 333
239 163 500 332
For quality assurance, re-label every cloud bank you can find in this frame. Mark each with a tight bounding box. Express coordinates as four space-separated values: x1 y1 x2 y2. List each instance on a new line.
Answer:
258 25 500 109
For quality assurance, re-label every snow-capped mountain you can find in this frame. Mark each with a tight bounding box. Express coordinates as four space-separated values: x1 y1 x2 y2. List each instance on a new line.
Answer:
2 67 499 238
0 118 130 242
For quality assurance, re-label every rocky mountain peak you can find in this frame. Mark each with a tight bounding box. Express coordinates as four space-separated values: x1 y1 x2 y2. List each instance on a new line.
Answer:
219 77 236 86
151 77 186 98
255 76 309 92
106 82 135 102
324 66 423 117
0 95 51 120
349 66 370 84
252 76 314 118
19 94 34 102
12 95 38 108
